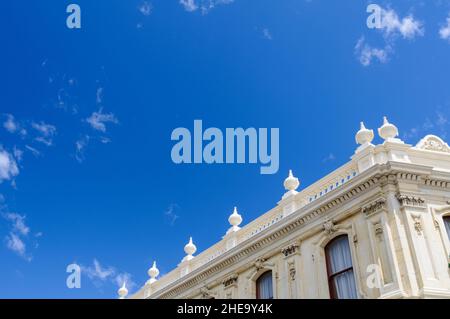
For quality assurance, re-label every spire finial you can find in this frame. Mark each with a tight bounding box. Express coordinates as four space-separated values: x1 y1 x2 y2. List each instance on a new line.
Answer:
355 121 374 145
227 206 243 234
283 169 300 192
378 116 399 141
118 281 128 299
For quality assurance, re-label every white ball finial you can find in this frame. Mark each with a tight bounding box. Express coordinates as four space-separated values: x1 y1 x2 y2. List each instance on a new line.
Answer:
284 170 300 192
227 207 243 234
355 121 374 145
147 261 159 284
378 116 399 141
118 282 128 299
228 207 242 227
183 237 197 261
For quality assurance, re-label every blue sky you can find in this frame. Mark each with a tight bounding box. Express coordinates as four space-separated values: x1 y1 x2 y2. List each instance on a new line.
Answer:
1 0 450 298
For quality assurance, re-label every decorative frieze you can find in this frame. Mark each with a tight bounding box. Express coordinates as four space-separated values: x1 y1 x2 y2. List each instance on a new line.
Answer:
362 198 386 217
396 194 425 208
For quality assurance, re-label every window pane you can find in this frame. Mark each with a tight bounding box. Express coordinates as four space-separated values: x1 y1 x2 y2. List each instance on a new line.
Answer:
444 217 450 241
257 271 273 299
332 269 358 299
327 236 353 274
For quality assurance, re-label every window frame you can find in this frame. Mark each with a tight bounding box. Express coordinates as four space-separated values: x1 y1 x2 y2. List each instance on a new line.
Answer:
325 234 356 299
256 270 273 299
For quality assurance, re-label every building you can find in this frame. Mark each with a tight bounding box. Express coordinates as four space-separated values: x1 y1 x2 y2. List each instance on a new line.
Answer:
125 117 450 299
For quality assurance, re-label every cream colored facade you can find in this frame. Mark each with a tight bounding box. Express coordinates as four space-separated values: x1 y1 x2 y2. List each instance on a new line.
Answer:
129 118 450 299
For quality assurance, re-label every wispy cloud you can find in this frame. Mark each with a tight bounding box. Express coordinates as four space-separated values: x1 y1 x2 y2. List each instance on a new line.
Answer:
138 1 153 16
380 8 424 40
4 213 30 236
403 110 449 140
32 122 57 146
2 114 27 137
82 259 136 292
86 109 118 133
75 135 90 163
322 153 336 163
0 147 19 183
5 233 28 260
355 6 423 66
439 15 450 41
262 28 273 40
355 37 390 66
179 0 234 14
2 212 39 262
164 204 180 226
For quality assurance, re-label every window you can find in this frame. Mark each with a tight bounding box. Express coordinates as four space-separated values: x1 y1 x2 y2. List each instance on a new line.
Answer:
325 235 358 299
444 216 450 241
256 271 273 299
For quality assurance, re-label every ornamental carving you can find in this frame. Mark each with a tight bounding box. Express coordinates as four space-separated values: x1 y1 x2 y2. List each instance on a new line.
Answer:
396 194 425 208
281 242 300 257
374 222 383 236
288 262 296 281
200 286 214 299
254 258 267 271
362 198 386 217
222 274 238 288
412 216 423 235
322 219 337 235
416 135 450 153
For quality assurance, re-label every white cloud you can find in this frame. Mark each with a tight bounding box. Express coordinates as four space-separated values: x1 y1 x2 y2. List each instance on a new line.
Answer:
4 213 30 236
439 16 450 41
355 37 390 66
0 148 19 183
32 122 57 146
180 0 198 12
164 204 180 226
2 212 36 261
5 233 28 260
138 1 153 16
86 109 118 133
355 7 423 67
75 135 90 163
83 259 115 281
96 87 104 104
25 145 40 157
262 28 272 40
180 0 233 14
322 153 336 163
3 114 18 133
381 9 424 39
3 114 26 136
82 259 136 292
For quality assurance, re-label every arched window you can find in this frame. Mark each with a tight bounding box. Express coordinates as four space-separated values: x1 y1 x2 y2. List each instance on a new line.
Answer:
444 216 450 241
256 271 273 299
325 235 357 299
